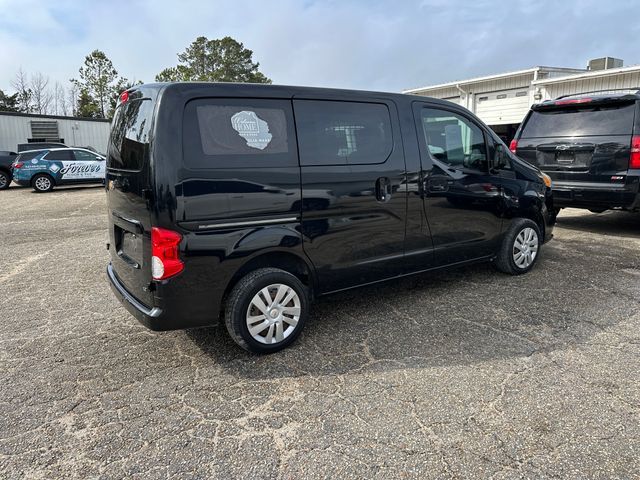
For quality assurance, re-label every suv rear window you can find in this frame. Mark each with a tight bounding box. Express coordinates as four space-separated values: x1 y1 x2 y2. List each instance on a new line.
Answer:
522 103 636 137
107 98 153 171
17 151 44 161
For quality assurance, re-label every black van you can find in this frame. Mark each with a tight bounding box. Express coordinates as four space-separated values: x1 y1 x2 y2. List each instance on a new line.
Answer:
511 90 640 215
106 83 554 353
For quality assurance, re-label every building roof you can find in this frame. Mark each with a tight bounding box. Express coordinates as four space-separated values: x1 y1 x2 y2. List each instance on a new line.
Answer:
0 111 110 122
532 63 640 85
403 66 586 94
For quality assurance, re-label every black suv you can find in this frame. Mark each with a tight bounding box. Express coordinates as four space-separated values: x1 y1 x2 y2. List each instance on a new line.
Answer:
511 90 640 215
106 83 554 353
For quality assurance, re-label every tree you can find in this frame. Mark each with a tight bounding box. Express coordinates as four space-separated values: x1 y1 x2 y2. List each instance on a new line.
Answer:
155 65 192 82
53 81 68 116
0 89 19 112
11 68 32 113
67 83 79 117
30 72 52 114
76 88 100 118
73 50 118 118
155 36 271 84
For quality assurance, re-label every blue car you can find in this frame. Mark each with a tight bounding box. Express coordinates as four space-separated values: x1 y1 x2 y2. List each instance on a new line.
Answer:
12 148 106 192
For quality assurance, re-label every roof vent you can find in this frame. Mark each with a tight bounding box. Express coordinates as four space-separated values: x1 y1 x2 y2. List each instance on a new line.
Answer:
587 57 623 71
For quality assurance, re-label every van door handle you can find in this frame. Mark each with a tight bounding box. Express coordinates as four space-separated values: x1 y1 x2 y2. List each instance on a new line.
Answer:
375 177 392 202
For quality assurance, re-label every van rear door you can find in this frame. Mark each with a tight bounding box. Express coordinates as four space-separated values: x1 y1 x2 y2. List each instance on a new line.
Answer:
106 90 156 307
516 99 636 188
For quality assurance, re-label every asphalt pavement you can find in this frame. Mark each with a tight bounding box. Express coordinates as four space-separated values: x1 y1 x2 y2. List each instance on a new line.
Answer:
0 185 638 479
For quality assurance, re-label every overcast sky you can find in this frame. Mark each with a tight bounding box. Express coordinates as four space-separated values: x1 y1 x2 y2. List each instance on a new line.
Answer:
0 0 638 95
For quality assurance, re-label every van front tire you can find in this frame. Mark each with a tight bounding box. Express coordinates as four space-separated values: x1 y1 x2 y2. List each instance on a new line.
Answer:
224 268 309 354
494 218 541 275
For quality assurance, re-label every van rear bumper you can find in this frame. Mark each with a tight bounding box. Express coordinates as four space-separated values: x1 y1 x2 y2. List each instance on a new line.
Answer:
107 263 218 331
551 179 640 210
107 263 165 330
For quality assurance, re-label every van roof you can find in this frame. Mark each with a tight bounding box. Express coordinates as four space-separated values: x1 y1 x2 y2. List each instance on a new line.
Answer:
125 82 454 106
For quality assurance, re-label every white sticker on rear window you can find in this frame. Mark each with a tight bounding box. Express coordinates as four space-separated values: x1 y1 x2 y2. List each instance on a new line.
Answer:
231 111 272 150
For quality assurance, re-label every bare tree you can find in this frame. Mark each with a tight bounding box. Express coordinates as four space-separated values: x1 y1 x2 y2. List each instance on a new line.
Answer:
53 81 68 116
68 82 79 117
11 68 32 113
30 72 52 114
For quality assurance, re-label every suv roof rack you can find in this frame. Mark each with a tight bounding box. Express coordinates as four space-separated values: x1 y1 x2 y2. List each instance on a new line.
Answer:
555 88 640 100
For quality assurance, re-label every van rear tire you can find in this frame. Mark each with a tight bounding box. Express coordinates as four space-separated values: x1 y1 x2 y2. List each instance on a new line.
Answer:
494 218 541 275
224 268 309 354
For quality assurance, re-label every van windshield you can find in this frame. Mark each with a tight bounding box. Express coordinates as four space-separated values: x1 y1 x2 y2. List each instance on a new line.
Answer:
522 103 635 138
107 98 153 170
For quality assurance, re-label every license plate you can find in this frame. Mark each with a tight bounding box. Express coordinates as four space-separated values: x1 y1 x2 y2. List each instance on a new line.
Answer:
121 232 142 266
556 151 575 164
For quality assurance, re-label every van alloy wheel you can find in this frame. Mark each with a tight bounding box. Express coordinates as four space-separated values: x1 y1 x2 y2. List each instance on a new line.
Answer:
513 227 538 269
246 283 301 344
0 172 8 189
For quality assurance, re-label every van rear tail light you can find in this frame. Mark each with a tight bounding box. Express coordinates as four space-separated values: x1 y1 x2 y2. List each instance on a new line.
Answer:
13 162 23 169
509 139 518 154
630 135 640 169
151 227 184 280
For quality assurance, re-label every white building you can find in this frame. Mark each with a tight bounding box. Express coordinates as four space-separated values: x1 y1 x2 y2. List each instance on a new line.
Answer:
403 57 639 142
0 112 111 153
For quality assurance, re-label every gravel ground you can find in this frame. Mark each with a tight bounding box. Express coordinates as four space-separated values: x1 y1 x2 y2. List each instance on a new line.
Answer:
0 185 638 479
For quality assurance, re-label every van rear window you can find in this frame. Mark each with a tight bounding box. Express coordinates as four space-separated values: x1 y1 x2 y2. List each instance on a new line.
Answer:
107 99 153 171
522 103 636 138
183 98 297 169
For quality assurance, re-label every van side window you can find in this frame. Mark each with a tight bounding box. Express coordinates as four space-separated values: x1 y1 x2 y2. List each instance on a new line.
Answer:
108 99 153 171
294 100 392 166
420 108 488 172
183 98 297 169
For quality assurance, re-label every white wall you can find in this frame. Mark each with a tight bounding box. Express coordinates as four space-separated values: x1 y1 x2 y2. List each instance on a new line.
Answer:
0 114 111 153
538 70 640 101
408 73 535 126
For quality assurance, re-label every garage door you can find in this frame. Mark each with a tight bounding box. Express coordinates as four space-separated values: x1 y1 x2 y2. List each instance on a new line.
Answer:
474 89 530 125
441 96 461 106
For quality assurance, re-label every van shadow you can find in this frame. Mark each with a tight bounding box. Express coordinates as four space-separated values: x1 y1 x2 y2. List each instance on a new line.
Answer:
185 245 633 379
555 208 640 239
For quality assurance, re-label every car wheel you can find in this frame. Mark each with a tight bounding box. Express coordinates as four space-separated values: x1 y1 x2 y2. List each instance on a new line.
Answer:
32 173 54 193
0 171 10 190
224 268 309 353
494 218 541 275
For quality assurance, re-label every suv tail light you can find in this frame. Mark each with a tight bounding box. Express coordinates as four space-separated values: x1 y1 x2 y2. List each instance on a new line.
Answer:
630 135 640 169
151 227 184 280
509 139 518 154
13 162 23 169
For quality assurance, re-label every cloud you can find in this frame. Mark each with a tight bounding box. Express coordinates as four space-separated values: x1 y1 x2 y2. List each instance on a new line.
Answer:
0 0 638 94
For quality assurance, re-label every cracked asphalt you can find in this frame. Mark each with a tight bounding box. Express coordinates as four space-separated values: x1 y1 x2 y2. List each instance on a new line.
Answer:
0 185 639 479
